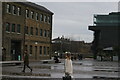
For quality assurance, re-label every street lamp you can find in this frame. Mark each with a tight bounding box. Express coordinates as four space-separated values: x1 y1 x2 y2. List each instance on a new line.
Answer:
35 42 38 45
35 42 38 60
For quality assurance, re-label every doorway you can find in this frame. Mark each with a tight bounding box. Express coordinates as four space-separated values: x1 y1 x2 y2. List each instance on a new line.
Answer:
11 40 21 60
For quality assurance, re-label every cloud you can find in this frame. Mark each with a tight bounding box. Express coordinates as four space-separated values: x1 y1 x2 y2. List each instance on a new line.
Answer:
27 1 118 42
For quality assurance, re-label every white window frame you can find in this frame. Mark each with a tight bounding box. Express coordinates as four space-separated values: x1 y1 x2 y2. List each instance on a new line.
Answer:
12 5 16 15
44 15 47 22
17 7 21 16
40 14 43 21
36 13 39 21
26 9 29 18
48 16 50 24
6 4 10 13
31 11 34 19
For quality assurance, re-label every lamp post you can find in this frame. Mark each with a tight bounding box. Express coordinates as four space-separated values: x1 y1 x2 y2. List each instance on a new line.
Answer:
35 42 38 60
35 42 38 45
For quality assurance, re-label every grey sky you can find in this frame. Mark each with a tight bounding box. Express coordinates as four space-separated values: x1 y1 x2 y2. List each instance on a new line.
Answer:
27 1 118 42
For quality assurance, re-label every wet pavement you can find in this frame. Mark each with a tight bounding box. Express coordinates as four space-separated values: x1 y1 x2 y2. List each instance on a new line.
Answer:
1 59 120 79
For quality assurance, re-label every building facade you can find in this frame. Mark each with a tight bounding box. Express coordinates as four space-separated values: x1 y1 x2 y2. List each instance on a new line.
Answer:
89 12 120 60
2 2 53 61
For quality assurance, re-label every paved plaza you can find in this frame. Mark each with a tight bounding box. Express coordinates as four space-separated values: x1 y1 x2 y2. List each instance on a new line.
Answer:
1 59 120 80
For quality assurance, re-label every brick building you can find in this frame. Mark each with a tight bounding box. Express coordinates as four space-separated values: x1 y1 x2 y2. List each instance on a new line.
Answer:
2 2 53 61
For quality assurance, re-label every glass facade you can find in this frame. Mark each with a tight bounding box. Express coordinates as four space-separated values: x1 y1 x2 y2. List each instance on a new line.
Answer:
94 12 120 26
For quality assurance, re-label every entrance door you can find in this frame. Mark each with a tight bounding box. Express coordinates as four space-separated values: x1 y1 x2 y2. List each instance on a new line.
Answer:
11 40 21 60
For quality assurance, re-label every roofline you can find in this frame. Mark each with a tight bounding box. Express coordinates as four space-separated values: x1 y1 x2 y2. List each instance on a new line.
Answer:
18 2 53 15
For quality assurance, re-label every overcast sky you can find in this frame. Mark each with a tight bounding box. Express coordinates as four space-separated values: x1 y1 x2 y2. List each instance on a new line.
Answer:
27 0 118 42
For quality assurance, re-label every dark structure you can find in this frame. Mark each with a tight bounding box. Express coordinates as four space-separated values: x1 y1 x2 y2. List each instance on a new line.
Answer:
2 2 53 61
89 12 120 61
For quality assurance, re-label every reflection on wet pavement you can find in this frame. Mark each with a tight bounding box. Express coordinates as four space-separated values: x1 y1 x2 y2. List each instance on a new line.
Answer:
2 59 119 78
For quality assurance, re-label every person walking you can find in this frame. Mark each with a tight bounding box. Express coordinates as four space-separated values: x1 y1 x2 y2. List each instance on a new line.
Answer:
22 50 32 73
63 53 73 80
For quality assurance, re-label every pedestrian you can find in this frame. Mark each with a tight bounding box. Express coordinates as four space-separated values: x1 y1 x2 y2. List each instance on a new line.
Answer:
2 48 6 61
63 53 73 80
22 50 32 73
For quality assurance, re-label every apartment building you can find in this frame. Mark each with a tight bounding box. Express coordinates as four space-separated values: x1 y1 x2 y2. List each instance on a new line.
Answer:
2 2 53 61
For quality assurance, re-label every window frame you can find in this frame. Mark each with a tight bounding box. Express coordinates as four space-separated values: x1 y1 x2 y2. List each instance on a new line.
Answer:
36 28 38 36
25 26 28 34
5 22 10 32
30 45 32 55
40 29 43 36
26 9 29 18
31 11 34 19
39 46 42 55
44 15 47 22
48 16 51 24
12 24 15 32
17 7 21 16
12 5 16 15
36 13 39 21
6 4 11 13
30 27 33 35
40 14 43 21
17 24 21 33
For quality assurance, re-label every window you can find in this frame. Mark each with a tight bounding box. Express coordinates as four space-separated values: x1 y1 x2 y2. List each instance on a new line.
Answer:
25 26 28 34
17 7 21 16
40 29 43 36
48 16 51 24
30 27 33 35
6 23 10 32
26 9 29 18
12 24 15 32
44 15 47 22
39 46 42 55
36 28 38 35
12 5 16 15
17 24 21 33
40 14 43 21
6 4 11 13
47 30 50 37
35 46 37 60
31 11 34 19
30 45 32 54
47 47 49 55
44 46 46 55
25 45 28 51
36 13 39 21
44 30 47 37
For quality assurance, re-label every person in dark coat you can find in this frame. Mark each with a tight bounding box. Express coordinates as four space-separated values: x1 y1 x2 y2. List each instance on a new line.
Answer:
22 50 32 73
2 48 6 61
